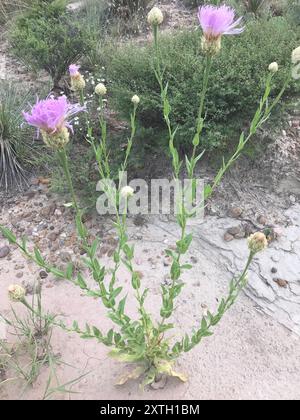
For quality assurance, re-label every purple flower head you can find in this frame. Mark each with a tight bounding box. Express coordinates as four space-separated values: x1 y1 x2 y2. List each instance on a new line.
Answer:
23 95 85 136
69 64 80 77
198 5 244 39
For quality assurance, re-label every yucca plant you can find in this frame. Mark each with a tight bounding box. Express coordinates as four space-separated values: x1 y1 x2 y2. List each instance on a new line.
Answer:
0 81 32 190
0 0 34 24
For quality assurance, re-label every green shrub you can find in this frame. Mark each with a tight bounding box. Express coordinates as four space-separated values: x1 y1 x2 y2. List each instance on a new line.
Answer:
10 0 91 87
105 16 300 150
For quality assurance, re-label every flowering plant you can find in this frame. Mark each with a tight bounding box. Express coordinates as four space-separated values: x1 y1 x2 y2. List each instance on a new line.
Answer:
1 5 298 388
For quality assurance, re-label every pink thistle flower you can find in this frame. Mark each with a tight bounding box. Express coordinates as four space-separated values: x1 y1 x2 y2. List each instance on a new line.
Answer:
198 5 244 39
198 5 244 55
69 64 80 77
69 64 86 91
23 95 85 136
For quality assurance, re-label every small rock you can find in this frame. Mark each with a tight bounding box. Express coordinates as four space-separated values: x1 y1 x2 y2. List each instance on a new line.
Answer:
190 256 198 264
50 242 60 252
228 207 243 218
224 232 234 242
0 246 10 258
271 267 277 274
48 232 58 241
227 226 241 236
257 215 267 225
41 203 56 218
60 251 72 263
274 278 289 288
39 270 48 279
16 272 24 279
14 263 25 270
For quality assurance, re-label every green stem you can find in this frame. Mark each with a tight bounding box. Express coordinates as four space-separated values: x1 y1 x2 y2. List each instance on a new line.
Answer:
190 55 212 165
56 148 79 213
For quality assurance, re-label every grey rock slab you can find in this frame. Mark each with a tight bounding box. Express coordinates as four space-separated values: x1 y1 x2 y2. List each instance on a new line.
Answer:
152 205 300 335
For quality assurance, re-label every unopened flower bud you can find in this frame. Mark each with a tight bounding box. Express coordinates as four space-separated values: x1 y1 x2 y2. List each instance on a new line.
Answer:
147 7 164 26
121 186 134 198
71 74 86 91
292 46 300 65
248 232 268 254
95 83 107 96
131 95 140 105
268 62 278 73
8 284 26 302
41 127 70 150
201 36 221 56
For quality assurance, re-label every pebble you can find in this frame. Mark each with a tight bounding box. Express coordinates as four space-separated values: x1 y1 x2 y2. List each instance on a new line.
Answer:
39 270 48 279
257 215 267 225
60 251 72 263
228 207 243 218
0 246 10 258
14 263 25 270
40 203 56 218
274 278 289 288
48 232 58 241
227 226 241 236
224 232 234 242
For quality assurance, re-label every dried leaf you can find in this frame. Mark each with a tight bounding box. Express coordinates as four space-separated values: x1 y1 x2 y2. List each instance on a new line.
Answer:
156 360 188 383
116 366 146 386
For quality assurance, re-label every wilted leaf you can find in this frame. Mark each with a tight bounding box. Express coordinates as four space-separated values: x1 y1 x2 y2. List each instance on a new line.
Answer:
116 366 146 386
156 360 188 383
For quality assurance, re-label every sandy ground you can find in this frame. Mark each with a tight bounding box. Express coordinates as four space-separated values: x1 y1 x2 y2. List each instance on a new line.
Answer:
0 212 300 400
